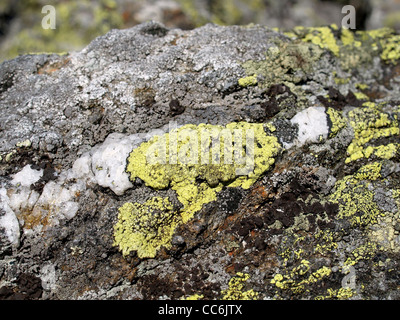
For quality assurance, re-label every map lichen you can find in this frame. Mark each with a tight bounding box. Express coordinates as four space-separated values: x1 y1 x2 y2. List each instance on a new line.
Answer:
113 197 178 258
115 122 281 258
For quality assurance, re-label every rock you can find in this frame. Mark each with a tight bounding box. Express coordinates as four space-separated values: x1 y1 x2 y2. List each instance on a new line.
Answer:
0 21 399 300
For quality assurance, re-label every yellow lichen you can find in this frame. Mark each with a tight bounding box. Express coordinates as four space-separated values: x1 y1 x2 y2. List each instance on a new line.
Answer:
317 288 355 300
365 28 394 41
355 83 369 90
238 75 257 87
381 35 400 63
126 122 280 223
271 259 332 295
341 29 361 47
344 241 377 266
117 122 281 258
353 92 369 101
300 25 340 56
271 259 332 294
334 77 350 85
345 102 399 163
330 163 385 227
221 272 258 300
314 229 338 255
326 107 347 138
183 294 204 300
113 197 178 258
354 162 382 180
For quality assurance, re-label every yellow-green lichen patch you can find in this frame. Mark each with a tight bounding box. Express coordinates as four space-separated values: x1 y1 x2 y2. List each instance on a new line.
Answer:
314 229 338 255
334 77 350 85
177 0 269 27
126 122 281 223
357 27 400 64
364 28 394 41
326 107 347 138
183 294 204 300
341 29 362 48
330 163 385 227
272 229 361 299
355 83 369 90
344 241 377 266
271 259 332 295
288 25 400 70
15 139 32 148
113 197 179 258
381 35 400 63
221 272 258 300
353 92 369 101
345 103 399 164
252 26 400 77
238 75 257 87
316 287 355 300
353 162 382 180
299 25 340 57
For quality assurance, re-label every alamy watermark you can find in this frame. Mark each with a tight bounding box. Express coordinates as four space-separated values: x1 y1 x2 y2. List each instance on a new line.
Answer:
342 5 356 30
41 5 56 30
41 4 357 30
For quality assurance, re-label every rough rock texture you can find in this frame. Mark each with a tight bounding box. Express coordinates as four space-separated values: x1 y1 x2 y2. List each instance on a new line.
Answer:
0 21 400 300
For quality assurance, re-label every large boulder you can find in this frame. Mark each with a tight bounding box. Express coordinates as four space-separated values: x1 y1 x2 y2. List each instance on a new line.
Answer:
0 21 399 300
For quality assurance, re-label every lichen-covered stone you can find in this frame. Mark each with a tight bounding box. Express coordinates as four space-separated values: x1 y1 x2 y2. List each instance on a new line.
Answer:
0 21 400 300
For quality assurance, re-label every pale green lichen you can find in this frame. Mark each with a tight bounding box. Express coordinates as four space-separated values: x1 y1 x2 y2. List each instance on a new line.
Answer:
4 150 16 162
368 214 400 252
241 40 323 88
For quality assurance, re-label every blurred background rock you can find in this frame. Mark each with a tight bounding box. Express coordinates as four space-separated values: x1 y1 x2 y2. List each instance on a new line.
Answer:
0 0 399 62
